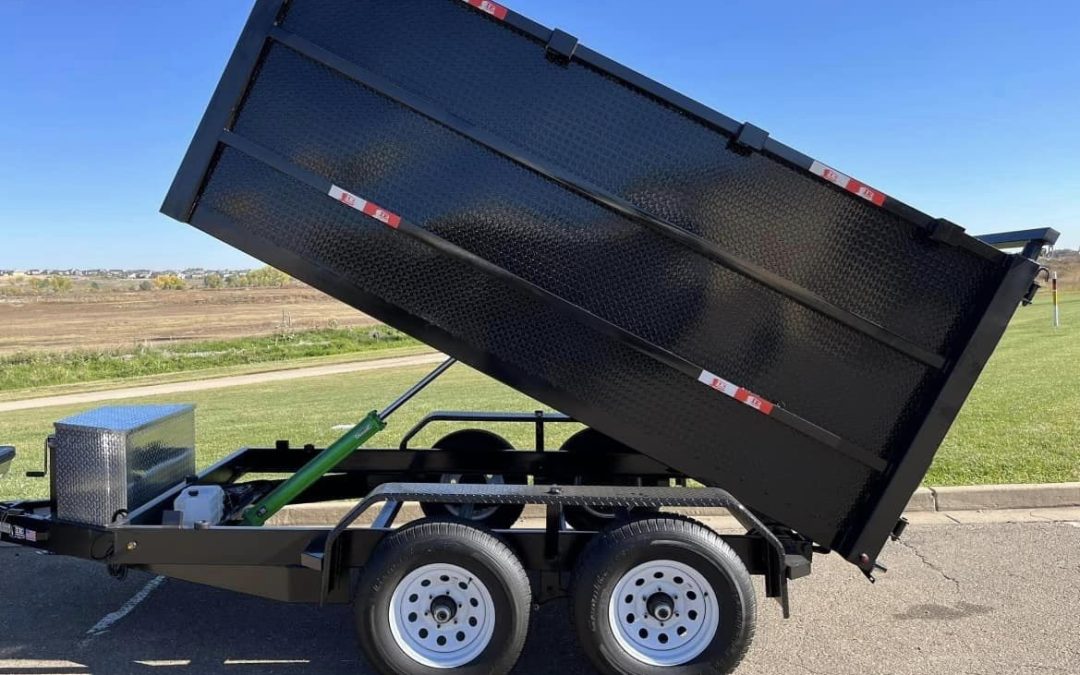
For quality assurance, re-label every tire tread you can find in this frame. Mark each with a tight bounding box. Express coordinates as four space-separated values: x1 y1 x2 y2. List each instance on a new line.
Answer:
571 514 756 674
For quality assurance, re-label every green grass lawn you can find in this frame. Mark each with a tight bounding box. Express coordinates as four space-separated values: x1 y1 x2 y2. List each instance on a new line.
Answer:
1 294 1076 501
0 365 584 501
0 345 433 404
928 291 1080 485
0 326 422 393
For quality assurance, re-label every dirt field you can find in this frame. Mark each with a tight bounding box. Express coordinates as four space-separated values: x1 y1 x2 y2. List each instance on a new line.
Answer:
0 287 375 354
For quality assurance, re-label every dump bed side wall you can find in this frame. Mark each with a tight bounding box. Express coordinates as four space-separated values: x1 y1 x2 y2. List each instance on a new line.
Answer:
165 0 1036 566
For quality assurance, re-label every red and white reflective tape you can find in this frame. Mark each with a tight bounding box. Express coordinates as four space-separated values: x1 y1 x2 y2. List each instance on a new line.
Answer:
328 185 401 229
463 0 509 20
809 160 886 207
697 370 775 416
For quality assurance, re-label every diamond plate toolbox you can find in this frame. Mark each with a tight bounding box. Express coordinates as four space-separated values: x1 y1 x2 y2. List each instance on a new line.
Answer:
53 405 195 526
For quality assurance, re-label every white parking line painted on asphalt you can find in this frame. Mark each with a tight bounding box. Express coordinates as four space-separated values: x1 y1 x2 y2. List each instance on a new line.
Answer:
82 576 166 641
0 660 86 668
134 661 193 667
222 659 311 665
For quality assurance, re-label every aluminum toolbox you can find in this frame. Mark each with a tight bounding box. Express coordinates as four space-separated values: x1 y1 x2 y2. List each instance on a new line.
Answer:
53 405 195 526
162 0 1047 568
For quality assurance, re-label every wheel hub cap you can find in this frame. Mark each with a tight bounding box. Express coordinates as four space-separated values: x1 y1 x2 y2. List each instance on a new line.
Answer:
389 563 496 668
608 560 721 666
430 595 457 624
646 592 675 621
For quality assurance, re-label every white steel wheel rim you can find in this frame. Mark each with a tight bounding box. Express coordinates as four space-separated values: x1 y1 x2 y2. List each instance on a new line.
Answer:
388 563 496 669
608 559 720 667
440 474 503 521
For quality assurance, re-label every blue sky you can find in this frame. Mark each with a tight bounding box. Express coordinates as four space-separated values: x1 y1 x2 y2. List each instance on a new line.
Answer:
1 1 1077 268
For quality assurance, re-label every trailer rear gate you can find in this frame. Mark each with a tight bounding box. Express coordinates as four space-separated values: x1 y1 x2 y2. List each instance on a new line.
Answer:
164 0 1043 569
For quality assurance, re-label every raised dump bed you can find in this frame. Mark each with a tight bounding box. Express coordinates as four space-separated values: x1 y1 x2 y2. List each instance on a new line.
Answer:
163 0 1053 571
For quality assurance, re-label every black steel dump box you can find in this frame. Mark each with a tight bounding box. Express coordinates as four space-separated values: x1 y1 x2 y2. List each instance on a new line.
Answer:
162 0 1053 572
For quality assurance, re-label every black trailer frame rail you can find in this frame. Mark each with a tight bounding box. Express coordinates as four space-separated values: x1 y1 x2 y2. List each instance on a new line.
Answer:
976 227 1059 260
398 410 574 451
0 453 810 617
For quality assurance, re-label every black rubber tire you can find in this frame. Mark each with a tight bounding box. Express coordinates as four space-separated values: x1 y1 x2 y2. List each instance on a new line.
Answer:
355 519 531 675
418 429 527 529
560 429 658 531
571 515 756 675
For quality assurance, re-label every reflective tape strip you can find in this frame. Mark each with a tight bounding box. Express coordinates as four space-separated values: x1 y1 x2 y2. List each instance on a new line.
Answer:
697 370 775 416
463 0 509 20
328 185 401 229
809 160 886 206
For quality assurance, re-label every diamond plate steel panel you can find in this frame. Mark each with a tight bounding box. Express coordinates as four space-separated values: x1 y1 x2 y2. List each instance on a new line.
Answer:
196 148 874 545
53 405 195 526
281 0 1003 355
229 45 936 458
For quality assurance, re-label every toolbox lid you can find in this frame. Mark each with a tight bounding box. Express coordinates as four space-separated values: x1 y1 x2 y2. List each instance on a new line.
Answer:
54 405 195 434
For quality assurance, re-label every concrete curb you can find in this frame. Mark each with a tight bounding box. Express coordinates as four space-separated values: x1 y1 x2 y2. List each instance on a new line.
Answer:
931 482 1080 511
269 482 1080 527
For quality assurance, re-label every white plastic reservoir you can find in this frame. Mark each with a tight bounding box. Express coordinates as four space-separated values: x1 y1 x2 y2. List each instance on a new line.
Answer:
172 485 225 528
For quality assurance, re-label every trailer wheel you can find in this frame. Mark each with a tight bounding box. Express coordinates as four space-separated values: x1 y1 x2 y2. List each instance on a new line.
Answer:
561 429 657 531
571 516 755 674
355 519 531 675
419 430 527 529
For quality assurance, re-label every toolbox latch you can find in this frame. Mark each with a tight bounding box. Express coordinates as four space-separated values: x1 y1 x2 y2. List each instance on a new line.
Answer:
546 29 579 64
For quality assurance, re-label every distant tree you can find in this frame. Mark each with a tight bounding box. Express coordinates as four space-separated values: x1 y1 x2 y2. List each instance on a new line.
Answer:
203 272 224 289
154 275 187 291
245 266 292 288
48 276 73 292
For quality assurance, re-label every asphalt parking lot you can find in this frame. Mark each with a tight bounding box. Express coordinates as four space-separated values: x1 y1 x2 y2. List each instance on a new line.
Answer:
1 518 1078 675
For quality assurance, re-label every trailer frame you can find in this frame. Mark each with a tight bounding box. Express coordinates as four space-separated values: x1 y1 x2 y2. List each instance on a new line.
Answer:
0 427 812 616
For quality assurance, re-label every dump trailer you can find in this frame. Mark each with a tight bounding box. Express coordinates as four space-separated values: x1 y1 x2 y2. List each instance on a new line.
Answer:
0 1 1058 673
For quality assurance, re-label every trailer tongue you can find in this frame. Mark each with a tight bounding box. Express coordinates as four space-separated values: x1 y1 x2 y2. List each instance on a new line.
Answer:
1 1 1057 673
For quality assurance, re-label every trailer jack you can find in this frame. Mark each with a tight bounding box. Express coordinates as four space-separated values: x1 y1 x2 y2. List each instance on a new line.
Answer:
242 357 457 526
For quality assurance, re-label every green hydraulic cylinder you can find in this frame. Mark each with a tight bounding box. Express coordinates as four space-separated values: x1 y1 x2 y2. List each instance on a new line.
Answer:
241 356 456 527
243 411 385 526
